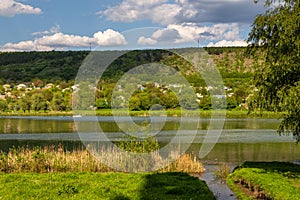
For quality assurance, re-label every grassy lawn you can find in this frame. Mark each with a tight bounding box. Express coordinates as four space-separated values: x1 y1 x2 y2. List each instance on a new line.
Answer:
0 172 215 200
227 161 300 200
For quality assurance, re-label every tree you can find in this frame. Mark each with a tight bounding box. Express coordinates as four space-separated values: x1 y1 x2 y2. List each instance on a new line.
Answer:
248 0 300 141
95 98 109 109
129 96 141 111
19 96 31 112
0 99 8 112
160 91 179 109
31 93 48 112
51 92 65 111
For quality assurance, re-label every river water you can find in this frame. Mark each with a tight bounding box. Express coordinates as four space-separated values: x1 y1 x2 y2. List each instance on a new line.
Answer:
0 116 299 163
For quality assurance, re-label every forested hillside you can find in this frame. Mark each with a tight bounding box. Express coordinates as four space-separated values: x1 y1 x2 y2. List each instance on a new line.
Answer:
0 48 264 112
0 51 89 82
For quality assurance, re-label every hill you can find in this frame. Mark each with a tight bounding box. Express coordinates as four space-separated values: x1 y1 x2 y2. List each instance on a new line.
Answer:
0 47 264 112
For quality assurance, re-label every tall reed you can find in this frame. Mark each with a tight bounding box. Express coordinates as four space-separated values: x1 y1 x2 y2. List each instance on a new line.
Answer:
0 145 205 173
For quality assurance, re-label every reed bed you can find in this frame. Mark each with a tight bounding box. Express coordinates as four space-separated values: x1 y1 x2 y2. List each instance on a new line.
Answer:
0 145 205 174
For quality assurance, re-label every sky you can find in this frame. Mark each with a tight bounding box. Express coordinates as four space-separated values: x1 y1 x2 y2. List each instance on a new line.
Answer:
0 0 266 51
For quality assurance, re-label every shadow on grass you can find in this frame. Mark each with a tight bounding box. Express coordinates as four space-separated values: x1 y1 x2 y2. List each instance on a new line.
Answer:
235 161 300 174
139 172 216 200
111 195 131 200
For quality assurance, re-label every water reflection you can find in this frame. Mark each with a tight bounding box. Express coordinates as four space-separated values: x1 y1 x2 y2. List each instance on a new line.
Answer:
0 117 76 134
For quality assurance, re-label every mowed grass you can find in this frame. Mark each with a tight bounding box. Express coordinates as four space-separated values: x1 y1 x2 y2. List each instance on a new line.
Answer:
0 172 215 200
227 162 300 200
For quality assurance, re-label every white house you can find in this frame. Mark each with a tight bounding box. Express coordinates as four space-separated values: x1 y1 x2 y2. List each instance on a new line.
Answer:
17 84 26 90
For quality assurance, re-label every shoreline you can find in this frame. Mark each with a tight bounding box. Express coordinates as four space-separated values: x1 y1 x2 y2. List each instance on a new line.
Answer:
0 109 282 119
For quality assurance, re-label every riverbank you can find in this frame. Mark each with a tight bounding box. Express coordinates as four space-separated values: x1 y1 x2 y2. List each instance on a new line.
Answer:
227 161 300 199
0 145 214 199
0 109 282 118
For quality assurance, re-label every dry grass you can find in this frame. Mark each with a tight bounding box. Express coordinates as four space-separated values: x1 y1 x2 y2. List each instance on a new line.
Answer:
0 145 205 173
0 145 111 173
214 163 231 181
161 154 205 173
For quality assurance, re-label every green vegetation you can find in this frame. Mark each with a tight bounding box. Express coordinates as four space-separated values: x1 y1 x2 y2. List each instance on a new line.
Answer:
0 172 215 200
98 109 280 118
0 51 89 82
227 161 300 200
0 109 282 119
0 47 262 114
248 0 300 141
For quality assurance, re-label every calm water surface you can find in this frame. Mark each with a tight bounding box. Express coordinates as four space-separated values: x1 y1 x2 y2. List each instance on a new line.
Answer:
0 116 299 162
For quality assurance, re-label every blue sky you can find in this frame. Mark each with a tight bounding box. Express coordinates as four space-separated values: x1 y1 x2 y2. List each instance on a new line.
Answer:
0 0 266 51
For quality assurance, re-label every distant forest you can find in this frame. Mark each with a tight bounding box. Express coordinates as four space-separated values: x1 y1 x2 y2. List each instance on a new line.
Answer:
0 51 89 83
0 47 259 84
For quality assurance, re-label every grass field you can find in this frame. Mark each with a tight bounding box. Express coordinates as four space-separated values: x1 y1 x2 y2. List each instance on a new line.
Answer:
227 161 300 200
0 172 215 200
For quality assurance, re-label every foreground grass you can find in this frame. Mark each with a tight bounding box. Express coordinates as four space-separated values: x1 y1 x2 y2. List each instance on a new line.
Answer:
0 172 215 200
227 161 300 200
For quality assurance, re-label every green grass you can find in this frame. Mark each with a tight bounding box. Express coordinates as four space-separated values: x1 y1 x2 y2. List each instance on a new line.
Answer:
227 162 300 200
76 109 282 118
0 172 215 200
0 111 73 116
1 109 282 118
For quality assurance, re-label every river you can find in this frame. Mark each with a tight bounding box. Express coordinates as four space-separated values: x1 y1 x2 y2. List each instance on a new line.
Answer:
0 116 299 163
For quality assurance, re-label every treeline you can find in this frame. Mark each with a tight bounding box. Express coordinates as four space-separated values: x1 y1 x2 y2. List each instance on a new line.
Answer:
0 85 72 113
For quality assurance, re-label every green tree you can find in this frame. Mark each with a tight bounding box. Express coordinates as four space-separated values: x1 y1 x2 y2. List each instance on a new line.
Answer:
51 92 69 111
31 93 48 112
227 96 238 110
248 0 300 141
0 99 8 111
160 91 179 109
19 96 31 112
43 89 54 102
199 96 211 110
129 96 141 111
137 92 151 110
95 98 109 109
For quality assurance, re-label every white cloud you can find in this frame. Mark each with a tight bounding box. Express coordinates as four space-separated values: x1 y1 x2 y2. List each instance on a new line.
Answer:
137 23 244 45
36 33 93 48
93 29 127 46
150 4 182 25
1 29 127 51
32 25 61 36
138 37 157 45
2 41 54 51
97 0 181 25
207 40 248 47
0 0 42 17
98 0 265 25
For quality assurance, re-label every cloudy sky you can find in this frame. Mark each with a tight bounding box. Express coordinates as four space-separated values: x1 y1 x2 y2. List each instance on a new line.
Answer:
0 0 265 51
